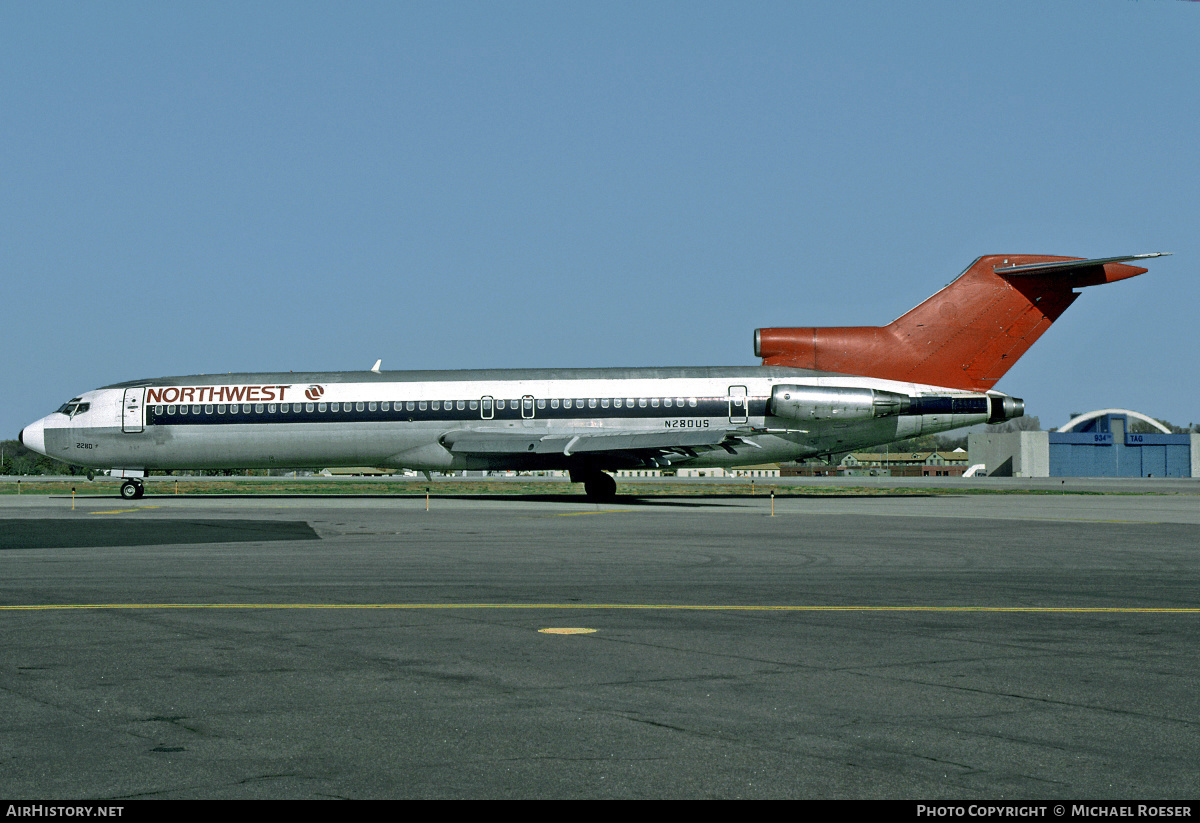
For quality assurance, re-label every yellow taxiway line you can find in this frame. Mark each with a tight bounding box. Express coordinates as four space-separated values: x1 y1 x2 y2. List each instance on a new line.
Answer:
1 603 1198 613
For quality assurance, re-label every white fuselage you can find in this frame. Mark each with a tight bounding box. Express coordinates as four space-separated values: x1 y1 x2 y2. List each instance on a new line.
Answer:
19 366 1008 475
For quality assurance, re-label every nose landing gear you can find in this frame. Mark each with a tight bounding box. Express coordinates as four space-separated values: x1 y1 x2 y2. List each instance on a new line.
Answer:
119 479 145 500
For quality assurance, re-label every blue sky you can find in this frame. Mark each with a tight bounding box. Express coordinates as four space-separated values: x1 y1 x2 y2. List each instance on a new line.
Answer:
3 1 1197 437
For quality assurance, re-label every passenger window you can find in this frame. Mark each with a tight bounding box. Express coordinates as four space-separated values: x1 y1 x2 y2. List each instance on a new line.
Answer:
255 404 264 413
205 404 214 414
268 404 277 413
154 405 164 415
536 399 545 409
369 402 377 411
457 400 465 411
676 398 685 406
588 399 597 408
688 398 697 407
613 399 622 408
381 402 389 411
664 398 673 408
356 402 365 412
601 398 610 408
469 400 478 410
331 403 340 412
306 403 314 413
180 406 188 415
639 398 647 408
432 401 440 411
651 398 660 407
550 399 559 409
406 401 415 411
242 404 252 414
192 405 201 415
564 398 572 409
168 405 176 415
419 401 428 411
318 403 327 412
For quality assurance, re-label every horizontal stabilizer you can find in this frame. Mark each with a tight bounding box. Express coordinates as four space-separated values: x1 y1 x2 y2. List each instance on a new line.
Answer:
995 253 1170 276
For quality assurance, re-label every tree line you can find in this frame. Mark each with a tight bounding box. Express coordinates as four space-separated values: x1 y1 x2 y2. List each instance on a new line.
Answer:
0 439 77 476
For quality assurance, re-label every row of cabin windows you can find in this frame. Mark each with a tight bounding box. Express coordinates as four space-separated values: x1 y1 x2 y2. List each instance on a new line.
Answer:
151 396 704 417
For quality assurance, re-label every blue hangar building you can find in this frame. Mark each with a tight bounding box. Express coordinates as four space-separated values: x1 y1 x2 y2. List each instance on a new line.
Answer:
968 410 1199 478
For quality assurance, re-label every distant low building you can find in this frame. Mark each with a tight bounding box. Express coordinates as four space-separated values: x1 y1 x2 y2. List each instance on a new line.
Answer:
837 450 968 477
780 461 838 477
615 464 780 478
320 467 396 476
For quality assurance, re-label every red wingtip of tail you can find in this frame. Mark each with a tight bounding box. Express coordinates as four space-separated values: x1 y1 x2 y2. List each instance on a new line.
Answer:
1095 261 1148 284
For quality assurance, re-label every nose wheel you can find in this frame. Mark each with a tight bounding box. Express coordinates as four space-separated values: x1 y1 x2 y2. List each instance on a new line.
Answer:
120 479 145 500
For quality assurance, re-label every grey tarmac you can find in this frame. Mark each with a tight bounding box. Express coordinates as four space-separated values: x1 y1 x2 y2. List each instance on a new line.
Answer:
1 490 1198 799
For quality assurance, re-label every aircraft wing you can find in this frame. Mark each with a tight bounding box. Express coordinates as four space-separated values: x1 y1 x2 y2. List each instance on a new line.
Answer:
441 428 755 462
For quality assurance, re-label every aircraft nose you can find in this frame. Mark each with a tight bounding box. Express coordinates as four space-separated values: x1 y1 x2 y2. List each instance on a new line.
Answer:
19 419 46 456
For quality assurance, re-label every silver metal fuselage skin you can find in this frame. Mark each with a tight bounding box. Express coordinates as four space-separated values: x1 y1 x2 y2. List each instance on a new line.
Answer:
21 366 1003 474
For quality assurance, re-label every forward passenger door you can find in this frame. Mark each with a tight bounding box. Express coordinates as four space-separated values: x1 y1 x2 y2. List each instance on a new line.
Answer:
122 388 145 433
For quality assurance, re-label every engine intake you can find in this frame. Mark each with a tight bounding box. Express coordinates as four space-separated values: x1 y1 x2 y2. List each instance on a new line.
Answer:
769 385 911 422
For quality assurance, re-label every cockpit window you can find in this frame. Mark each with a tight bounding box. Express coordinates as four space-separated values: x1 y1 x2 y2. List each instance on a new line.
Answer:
55 399 90 417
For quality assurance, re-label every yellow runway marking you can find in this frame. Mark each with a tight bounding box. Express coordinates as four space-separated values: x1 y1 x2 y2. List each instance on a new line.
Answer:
89 506 162 515
1 603 1198 613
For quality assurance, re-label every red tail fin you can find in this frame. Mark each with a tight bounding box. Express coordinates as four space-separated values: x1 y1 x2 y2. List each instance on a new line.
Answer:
755 254 1160 392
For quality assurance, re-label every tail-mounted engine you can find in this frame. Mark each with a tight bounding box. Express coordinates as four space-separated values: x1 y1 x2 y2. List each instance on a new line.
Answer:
768 385 911 422
987 394 1025 424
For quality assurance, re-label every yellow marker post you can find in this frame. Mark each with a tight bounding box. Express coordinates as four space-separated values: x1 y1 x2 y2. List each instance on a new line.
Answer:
770 490 774 516
425 487 430 512
175 479 179 495
71 487 76 511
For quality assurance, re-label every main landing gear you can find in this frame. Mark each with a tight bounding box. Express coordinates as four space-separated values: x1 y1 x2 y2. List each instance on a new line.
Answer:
120 479 145 500
571 469 617 502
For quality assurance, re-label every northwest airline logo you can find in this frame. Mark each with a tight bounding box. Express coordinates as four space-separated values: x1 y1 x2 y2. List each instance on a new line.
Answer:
305 385 325 401
145 385 291 404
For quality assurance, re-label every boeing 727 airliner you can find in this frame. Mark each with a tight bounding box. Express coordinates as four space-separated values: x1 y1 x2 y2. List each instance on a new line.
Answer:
18 253 1168 500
